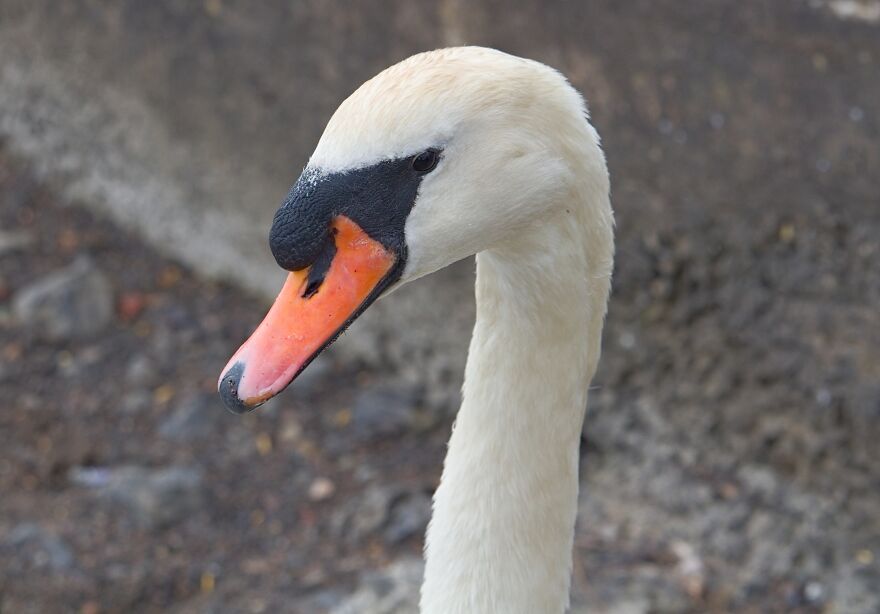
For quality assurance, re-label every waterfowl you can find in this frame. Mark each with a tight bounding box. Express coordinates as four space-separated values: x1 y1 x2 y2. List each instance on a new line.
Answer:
219 46 614 614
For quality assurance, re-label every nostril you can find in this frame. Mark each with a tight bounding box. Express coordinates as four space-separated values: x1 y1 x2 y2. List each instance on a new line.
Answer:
302 230 338 298
302 278 323 299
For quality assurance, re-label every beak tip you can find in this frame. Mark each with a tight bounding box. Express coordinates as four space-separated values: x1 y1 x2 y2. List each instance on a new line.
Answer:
218 362 259 415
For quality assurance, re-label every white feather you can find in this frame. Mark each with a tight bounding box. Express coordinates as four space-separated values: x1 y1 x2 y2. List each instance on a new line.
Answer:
311 47 614 614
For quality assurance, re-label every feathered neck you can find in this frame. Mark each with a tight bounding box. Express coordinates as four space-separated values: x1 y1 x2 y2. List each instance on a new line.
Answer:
420 167 613 613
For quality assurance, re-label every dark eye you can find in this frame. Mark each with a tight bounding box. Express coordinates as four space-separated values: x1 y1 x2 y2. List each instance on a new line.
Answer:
411 149 440 173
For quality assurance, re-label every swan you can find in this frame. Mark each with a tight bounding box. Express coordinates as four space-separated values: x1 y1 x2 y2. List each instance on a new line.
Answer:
218 47 614 614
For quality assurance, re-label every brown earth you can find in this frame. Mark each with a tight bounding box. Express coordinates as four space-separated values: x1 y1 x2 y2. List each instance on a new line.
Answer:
1 1 880 613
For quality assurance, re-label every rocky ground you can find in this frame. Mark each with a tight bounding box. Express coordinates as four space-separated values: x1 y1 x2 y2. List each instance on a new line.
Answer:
2 92 879 611
0 147 443 613
2 2 880 613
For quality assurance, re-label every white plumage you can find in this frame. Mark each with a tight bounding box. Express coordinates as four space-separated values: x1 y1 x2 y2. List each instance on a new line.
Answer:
261 47 613 613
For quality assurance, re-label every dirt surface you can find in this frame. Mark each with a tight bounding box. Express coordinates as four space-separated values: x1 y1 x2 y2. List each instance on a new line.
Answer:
2 1 880 613
2 114 879 611
0 146 449 613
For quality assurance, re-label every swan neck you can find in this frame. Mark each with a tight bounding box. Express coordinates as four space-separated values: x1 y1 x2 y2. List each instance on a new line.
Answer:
421 207 610 613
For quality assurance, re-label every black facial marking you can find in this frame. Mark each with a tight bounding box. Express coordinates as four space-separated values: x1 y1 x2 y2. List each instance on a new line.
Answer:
269 155 435 275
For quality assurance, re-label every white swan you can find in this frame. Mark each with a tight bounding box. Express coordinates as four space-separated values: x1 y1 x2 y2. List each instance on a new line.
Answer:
219 47 614 614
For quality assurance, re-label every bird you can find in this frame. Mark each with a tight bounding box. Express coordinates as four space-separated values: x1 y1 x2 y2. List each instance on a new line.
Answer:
218 47 614 614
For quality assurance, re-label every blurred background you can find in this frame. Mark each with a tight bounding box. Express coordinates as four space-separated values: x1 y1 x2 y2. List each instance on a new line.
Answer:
1 1 879 613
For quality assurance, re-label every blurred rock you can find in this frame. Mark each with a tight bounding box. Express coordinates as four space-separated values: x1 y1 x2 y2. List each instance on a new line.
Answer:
12 256 113 341
671 540 705 599
125 354 156 387
72 465 205 529
572 571 693 614
290 589 347 614
330 558 423 614
571 599 649 614
332 485 394 544
384 491 432 544
331 485 431 546
351 384 419 443
159 392 224 441
69 466 114 488
1 523 75 573
121 390 151 414
293 353 334 395
308 476 336 502
0 229 33 255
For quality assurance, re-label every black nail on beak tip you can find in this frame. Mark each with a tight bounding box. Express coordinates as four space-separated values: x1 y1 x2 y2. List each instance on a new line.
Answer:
218 362 256 415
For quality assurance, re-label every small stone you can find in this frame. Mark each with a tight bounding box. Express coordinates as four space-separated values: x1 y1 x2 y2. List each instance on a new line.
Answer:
157 265 182 288
75 465 205 529
351 384 419 443
69 466 113 487
56 228 79 252
204 0 222 17
280 417 303 444
803 580 825 603
330 558 424 614
709 112 725 129
719 482 739 500
570 599 649 614
80 602 101 614
125 355 156 386
618 331 636 350
0 229 33 255
332 485 395 544
308 477 336 501
826 1 880 22
255 433 273 455
200 571 216 593
2 523 75 572
384 492 432 544
778 223 796 243
295 589 346 612
249 509 266 528
158 392 222 440
153 384 175 405
291 353 333 394
12 256 113 341
121 390 151 414
671 540 705 599
332 408 353 428
117 291 147 321
739 465 779 499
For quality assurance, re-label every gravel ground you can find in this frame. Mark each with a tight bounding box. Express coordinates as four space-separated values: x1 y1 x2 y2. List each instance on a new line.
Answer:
0 147 444 613
2 107 879 611
1 2 880 613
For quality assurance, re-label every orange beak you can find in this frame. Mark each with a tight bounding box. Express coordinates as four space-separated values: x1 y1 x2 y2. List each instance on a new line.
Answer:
218 215 397 413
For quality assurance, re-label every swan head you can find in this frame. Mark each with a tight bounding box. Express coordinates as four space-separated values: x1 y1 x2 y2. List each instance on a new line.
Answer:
219 47 608 413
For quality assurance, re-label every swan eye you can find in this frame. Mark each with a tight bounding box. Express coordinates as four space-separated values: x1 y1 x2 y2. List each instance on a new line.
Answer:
411 149 440 173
